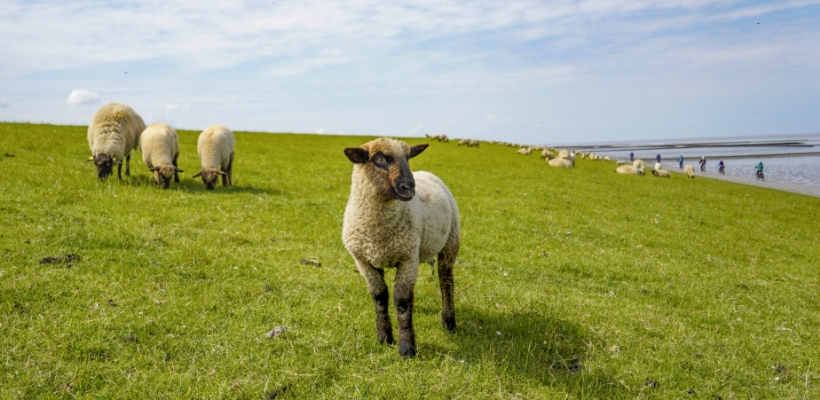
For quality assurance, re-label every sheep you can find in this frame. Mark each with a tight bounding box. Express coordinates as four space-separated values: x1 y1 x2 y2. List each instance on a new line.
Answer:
654 163 662 171
517 147 533 155
604 156 611 161
192 124 235 190
139 122 183 188
684 164 695 178
540 149 555 160
547 157 574 168
616 165 645 175
458 139 469 146
633 159 645 169
616 160 628 165
651 168 672 177
468 139 480 147
342 138 460 357
558 149 569 159
86 102 146 180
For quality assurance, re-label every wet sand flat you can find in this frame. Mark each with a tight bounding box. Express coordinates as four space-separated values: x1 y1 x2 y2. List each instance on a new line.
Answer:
690 170 820 198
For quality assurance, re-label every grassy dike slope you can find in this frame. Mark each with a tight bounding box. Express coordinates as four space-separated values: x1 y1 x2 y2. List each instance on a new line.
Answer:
1 122 819 399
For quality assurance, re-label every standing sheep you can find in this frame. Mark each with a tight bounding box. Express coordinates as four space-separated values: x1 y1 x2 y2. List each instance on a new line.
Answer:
684 164 695 178
342 138 460 357
86 102 146 180
193 124 235 190
468 139 480 147
458 139 469 146
139 122 183 188
540 149 555 160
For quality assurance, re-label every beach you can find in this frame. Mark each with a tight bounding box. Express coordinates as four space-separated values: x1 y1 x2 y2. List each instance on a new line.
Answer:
679 168 820 198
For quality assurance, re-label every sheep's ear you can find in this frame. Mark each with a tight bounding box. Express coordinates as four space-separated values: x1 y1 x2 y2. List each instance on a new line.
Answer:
344 147 369 164
408 143 428 159
192 171 202 178
149 167 159 172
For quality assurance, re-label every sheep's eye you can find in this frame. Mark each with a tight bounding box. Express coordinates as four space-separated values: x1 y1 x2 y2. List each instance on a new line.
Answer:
373 153 390 170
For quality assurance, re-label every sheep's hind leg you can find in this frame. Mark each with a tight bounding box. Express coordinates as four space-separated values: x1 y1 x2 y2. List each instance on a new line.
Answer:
125 154 131 177
172 153 180 182
438 239 459 333
355 259 394 345
395 260 419 357
226 152 234 186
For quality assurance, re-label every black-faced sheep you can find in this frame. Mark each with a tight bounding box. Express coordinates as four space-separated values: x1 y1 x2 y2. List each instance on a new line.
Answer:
193 124 235 190
342 138 460 357
139 122 183 188
86 102 146 180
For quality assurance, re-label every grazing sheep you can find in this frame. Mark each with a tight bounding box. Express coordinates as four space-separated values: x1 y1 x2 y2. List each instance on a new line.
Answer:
517 148 533 155
540 149 555 160
438 134 449 143
604 156 611 161
468 139 480 147
139 122 183 188
547 158 574 168
616 165 645 175
633 159 645 169
342 138 460 357
651 168 672 178
86 102 146 180
458 139 469 146
193 124 235 190
684 164 695 178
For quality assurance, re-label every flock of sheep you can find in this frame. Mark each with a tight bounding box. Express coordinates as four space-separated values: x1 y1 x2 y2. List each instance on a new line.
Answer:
86 103 235 189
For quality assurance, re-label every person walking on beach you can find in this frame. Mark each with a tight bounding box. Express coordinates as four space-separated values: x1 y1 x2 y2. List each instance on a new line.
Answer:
718 160 725 175
755 161 764 180
630 152 634 162
656 154 661 163
678 155 684 169
699 156 706 173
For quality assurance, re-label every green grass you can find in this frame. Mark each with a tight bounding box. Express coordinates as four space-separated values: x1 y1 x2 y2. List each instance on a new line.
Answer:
1 122 819 399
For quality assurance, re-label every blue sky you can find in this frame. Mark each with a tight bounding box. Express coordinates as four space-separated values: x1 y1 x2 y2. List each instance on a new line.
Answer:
1 0 819 144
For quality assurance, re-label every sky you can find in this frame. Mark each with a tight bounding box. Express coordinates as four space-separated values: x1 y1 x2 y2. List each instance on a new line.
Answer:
1 0 819 144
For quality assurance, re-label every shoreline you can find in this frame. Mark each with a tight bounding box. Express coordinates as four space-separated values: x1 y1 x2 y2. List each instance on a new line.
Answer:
680 167 820 198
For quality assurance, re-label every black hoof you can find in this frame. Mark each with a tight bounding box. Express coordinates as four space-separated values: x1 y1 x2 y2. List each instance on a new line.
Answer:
379 333 394 345
443 318 456 333
399 342 416 357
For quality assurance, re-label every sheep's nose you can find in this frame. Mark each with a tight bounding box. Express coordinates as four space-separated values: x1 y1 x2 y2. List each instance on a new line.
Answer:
396 180 415 200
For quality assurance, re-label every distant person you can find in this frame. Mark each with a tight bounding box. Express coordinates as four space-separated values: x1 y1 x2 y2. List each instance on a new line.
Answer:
678 155 684 169
630 152 634 161
718 160 725 175
699 156 706 172
755 161 764 180
656 154 661 163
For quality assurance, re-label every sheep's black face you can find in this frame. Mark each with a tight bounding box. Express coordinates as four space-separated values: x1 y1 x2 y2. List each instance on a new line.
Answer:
91 154 117 180
344 139 428 202
194 170 220 190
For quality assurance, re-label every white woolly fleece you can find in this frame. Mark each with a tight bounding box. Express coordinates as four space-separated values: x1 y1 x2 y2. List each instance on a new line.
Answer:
87 102 146 159
197 124 235 171
139 122 179 169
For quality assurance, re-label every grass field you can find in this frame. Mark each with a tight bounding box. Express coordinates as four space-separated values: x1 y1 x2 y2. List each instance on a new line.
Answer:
1 122 819 399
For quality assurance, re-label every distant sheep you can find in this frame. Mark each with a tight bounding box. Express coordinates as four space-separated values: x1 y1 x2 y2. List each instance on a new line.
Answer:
193 124 235 190
517 148 533 155
616 165 645 175
458 139 469 146
139 122 183 188
342 138 460 358
540 149 555 160
86 102 146 180
604 156 611 161
684 164 695 178
468 139 480 147
651 168 672 178
438 134 449 142
547 158 574 168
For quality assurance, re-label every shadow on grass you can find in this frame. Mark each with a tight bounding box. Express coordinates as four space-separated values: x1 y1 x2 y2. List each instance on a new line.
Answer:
120 176 282 195
424 305 629 397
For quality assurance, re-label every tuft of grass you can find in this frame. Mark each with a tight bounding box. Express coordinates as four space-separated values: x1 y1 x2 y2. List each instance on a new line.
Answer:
1 122 819 399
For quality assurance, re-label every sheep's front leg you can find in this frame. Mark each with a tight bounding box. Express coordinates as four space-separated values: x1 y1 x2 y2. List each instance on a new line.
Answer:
438 245 457 332
355 258 393 345
395 260 419 357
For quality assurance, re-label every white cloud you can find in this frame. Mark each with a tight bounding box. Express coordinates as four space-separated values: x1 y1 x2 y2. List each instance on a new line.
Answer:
166 103 190 113
66 90 99 106
0 97 8 108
